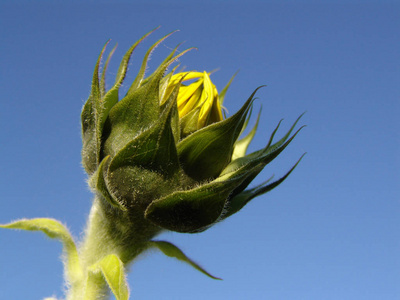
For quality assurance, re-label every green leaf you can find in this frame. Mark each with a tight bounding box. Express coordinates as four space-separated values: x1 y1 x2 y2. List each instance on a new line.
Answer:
86 254 129 300
149 240 221 280
177 88 261 181
0 218 82 284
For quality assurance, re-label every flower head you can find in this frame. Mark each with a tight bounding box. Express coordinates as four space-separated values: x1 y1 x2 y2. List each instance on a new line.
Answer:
81 32 304 234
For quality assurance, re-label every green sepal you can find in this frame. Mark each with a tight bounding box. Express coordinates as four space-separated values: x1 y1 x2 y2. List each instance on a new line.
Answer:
234 112 304 169
149 240 221 280
221 153 306 220
104 89 182 208
89 156 127 211
81 31 154 175
267 112 305 154
221 114 305 177
159 67 178 102
160 71 183 143
108 90 179 176
237 103 254 137
136 42 193 93
103 66 163 157
106 165 177 209
0 218 83 284
117 28 157 89
127 30 176 94
232 106 262 160
103 45 193 157
176 88 261 181
220 124 305 199
145 173 249 233
100 43 117 98
85 254 129 300
81 41 108 174
219 71 238 107
97 31 155 148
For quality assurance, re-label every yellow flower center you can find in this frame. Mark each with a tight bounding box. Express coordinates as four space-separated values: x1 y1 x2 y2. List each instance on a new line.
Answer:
166 71 223 128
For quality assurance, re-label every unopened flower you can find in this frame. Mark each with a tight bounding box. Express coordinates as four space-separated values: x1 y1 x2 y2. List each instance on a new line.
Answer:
81 33 304 235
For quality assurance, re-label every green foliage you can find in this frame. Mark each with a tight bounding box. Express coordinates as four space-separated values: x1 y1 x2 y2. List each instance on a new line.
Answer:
149 240 221 280
86 254 129 300
0 218 82 285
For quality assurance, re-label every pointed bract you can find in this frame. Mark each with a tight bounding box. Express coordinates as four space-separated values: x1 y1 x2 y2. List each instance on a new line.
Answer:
145 172 250 232
221 153 306 220
177 89 257 181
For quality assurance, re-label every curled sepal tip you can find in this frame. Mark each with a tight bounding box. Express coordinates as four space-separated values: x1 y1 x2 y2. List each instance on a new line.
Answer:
128 29 177 94
222 153 307 220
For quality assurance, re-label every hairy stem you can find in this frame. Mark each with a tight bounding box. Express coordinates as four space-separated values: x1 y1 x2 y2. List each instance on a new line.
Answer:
66 196 161 300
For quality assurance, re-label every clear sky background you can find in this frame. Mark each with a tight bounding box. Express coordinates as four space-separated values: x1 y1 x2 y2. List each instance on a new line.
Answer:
1 1 399 299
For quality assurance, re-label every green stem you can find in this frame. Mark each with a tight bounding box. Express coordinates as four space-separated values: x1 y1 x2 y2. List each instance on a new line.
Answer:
66 196 161 300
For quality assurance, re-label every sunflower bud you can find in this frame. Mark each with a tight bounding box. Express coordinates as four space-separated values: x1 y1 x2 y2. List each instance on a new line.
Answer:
81 32 304 234
164 71 223 136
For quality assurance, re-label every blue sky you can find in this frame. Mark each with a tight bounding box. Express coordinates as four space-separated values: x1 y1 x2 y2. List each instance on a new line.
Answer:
1 1 399 299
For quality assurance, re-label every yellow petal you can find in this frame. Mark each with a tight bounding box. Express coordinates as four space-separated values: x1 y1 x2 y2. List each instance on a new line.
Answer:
178 88 203 117
169 72 203 86
198 72 215 127
166 70 223 130
177 79 203 106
